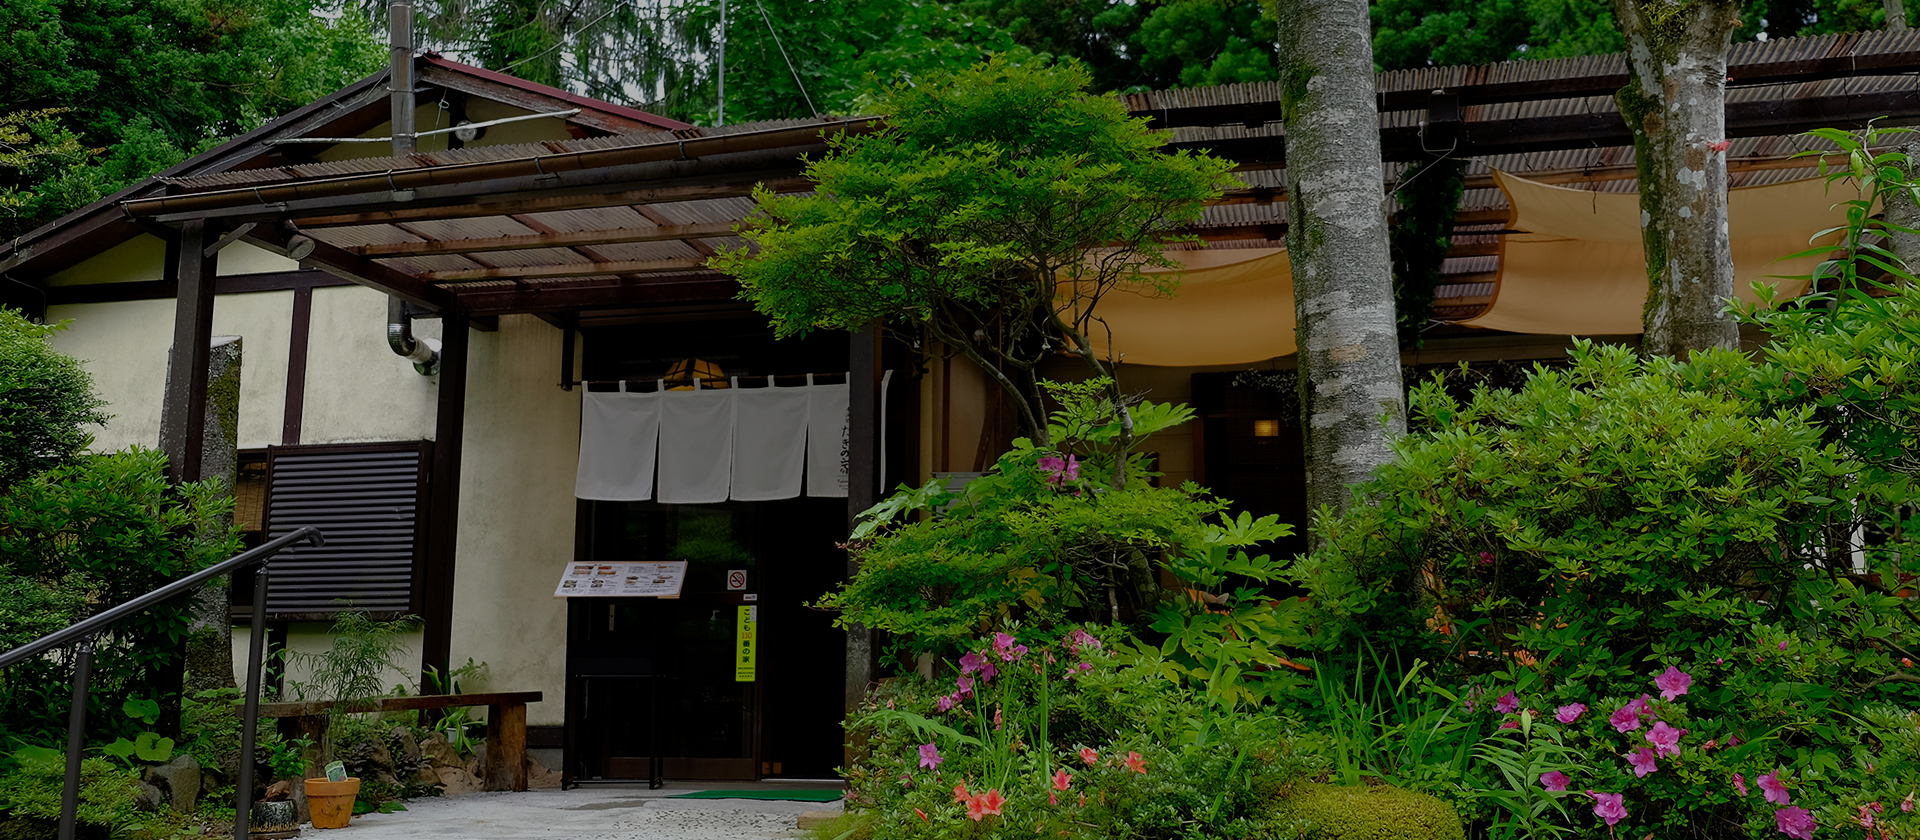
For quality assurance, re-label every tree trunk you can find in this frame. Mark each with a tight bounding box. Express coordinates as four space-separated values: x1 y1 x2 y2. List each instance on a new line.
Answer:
1888 140 1920 274
1613 0 1743 357
1274 0 1408 520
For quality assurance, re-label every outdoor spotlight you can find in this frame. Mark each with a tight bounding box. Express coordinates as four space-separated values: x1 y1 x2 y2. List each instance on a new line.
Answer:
278 221 317 260
453 120 483 143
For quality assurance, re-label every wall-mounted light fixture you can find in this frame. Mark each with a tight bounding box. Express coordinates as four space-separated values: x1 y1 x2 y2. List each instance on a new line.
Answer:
1252 419 1280 438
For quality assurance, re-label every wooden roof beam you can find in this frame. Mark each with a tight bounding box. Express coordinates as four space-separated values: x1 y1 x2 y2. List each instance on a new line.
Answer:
421 257 709 282
244 225 453 311
1131 34 1920 127
293 175 810 229
352 222 737 256
445 275 741 315
1171 89 1920 164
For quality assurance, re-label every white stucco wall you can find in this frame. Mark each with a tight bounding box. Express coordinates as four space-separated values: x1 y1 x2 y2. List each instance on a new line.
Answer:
47 240 576 726
46 290 300 452
233 625 428 700
46 298 175 452
299 285 441 444
448 314 580 726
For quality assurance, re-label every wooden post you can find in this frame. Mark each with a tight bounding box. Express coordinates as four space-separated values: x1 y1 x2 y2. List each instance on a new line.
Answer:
160 220 220 482
421 314 468 691
483 701 529 791
844 323 882 713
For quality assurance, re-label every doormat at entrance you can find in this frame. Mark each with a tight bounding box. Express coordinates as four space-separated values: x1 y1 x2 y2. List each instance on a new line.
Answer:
671 789 844 802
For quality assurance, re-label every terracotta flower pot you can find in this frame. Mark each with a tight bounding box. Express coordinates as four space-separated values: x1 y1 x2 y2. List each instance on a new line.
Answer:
304 777 361 829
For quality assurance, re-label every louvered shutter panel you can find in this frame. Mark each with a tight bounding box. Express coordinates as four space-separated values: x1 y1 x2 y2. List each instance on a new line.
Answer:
261 442 431 618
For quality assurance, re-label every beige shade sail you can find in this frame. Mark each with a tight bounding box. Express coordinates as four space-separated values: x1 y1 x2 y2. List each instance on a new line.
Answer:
1463 171 1846 335
1073 247 1296 367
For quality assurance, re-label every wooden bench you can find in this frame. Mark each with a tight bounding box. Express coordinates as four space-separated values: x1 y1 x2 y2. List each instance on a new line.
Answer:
255 691 544 792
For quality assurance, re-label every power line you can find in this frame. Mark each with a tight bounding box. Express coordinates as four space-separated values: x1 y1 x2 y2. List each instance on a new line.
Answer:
752 0 817 118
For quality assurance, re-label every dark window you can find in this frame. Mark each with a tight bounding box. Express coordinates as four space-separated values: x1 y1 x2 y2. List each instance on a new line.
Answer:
256 442 432 620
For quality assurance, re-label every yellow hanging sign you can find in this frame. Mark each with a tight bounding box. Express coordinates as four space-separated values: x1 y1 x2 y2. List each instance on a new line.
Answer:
734 605 757 682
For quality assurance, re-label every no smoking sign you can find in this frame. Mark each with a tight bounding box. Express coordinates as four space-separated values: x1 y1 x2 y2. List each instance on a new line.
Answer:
726 569 747 591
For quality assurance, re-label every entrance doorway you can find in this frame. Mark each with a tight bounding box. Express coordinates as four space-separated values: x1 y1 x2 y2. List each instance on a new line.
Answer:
565 499 847 783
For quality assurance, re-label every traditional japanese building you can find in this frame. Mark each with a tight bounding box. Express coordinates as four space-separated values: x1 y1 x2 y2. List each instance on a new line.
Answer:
2 25 1914 783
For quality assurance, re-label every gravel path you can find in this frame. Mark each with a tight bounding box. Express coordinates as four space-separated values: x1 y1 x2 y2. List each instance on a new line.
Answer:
312 785 841 840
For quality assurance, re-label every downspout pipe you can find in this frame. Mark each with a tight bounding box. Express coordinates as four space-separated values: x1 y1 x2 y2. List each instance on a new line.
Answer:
388 296 441 375
386 0 430 374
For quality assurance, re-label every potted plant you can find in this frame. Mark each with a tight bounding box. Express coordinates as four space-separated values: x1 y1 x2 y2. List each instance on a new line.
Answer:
283 612 416 829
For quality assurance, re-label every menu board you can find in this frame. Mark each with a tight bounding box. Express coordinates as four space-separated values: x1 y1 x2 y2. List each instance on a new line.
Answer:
553 560 688 598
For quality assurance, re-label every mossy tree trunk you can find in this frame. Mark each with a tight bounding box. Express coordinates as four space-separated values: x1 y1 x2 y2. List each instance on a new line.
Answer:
1613 0 1743 357
1274 0 1408 520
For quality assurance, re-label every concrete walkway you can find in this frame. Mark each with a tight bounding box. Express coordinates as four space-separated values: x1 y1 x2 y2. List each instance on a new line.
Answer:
311 783 843 840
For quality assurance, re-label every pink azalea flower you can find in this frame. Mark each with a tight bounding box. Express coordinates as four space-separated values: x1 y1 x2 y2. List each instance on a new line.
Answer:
1052 769 1072 792
1627 694 1654 716
1499 720 1519 730
1734 773 1748 796
1779 640 1790 650
1064 628 1102 656
956 674 973 696
918 743 942 770
1903 791 1914 812
1655 666 1693 701
992 632 1017 660
1609 703 1643 733
936 695 957 713
1079 747 1098 766
1758 771 1791 805
1627 747 1660 778
1775 806 1815 839
1495 691 1520 714
1727 733 1742 748
1539 771 1571 792
1555 703 1587 724
959 652 987 675
1589 791 1628 827
954 782 970 803
1858 802 1882 828
1038 454 1079 486
1645 721 1683 758
1125 752 1147 774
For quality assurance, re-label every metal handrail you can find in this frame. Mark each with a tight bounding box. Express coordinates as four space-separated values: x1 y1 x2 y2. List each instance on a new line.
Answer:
0 526 324 840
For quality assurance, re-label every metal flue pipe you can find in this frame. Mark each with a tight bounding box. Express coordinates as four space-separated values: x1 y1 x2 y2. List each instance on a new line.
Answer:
390 0 416 157
388 296 440 375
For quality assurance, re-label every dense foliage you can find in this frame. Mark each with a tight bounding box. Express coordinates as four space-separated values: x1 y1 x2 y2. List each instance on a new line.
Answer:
0 315 238 743
0 311 104 488
838 625 1340 840
0 0 382 237
1292 323 1919 834
716 59 1234 441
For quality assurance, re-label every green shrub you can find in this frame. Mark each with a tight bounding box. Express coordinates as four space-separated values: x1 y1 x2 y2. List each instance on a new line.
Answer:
841 625 1324 840
0 310 106 489
0 751 189 840
827 380 1303 704
1293 339 1919 834
1270 783 1465 840
0 450 237 743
